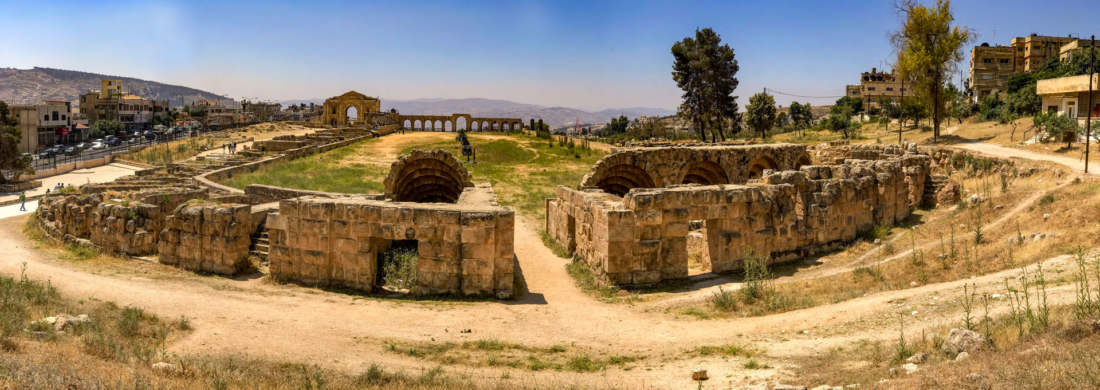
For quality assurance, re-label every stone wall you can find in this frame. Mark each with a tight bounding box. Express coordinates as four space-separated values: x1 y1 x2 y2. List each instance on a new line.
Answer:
548 148 932 286
36 186 207 256
158 203 253 275
266 190 515 298
579 144 812 195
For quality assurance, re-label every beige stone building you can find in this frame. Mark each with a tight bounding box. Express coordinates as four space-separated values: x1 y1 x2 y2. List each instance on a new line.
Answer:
10 100 74 153
844 68 907 112
79 80 169 131
1059 39 1099 61
969 43 1016 101
1012 34 1076 72
968 34 1089 102
1036 73 1100 122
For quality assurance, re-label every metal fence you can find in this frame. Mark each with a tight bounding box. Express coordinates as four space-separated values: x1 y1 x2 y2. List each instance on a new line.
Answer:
29 129 203 172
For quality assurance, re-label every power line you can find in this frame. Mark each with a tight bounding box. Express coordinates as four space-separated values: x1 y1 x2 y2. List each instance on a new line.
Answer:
765 88 845 99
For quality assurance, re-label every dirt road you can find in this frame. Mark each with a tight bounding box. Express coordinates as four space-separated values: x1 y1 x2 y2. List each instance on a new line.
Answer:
954 142 1097 176
0 139 1091 388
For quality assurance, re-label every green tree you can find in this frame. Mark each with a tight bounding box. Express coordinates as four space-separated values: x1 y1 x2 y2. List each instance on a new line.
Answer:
0 102 32 184
789 101 813 131
891 0 973 142
672 28 740 142
606 115 629 134
775 111 790 128
89 120 123 139
744 93 777 139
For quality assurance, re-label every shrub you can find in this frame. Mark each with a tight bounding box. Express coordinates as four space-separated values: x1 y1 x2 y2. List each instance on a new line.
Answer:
380 247 418 293
709 287 738 312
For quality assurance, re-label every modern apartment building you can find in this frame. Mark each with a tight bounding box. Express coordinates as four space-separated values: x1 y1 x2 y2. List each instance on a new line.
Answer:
843 67 907 111
969 43 1016 102
79 80 169 131
9 100 74 153
968 34 1088 102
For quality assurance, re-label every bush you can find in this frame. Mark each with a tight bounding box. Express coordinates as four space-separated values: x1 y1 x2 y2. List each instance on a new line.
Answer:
709 287 738 312
380 247 418 293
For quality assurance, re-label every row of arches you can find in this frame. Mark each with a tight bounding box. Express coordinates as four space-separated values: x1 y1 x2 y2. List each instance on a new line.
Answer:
595 155 783 196
400 118 523 132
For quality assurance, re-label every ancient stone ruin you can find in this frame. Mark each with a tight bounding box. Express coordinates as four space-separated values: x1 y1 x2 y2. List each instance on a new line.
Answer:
266 150 515 298
34 130 516 299
546 142 933 286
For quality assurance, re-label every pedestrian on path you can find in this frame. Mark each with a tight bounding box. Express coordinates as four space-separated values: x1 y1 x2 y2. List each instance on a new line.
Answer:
19 192 26 211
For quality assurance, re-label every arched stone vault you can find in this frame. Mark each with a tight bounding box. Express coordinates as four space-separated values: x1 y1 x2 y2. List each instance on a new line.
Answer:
383 149 474 203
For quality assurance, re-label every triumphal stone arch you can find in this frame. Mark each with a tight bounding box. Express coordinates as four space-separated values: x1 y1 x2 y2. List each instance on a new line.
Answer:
321 91 382 127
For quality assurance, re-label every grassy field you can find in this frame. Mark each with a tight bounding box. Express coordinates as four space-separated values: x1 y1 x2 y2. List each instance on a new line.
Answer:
218 132 605 220
221 137 388 194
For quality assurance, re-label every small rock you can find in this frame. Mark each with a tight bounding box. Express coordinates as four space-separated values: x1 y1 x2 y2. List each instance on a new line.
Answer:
874 238 882 245
969 194 981 204
772 385 807 390
991 293 1004 299
942 328 986 356
152 362 179 374
845 385 860 389
954 351 970 362
910 281 918 287
901 363 919 374
993 205 1004 210
692 369 708 381
1043 213 1051 221
906 352 927 364
888 367 897 376
964 372 982 382
809 386 834 390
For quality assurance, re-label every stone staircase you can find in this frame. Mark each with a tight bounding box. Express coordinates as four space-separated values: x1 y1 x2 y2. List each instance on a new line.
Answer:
249 229 270 262
922 174 949 207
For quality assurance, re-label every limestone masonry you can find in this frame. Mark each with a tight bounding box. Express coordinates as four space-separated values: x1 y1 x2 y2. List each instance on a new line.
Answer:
547 142 934 286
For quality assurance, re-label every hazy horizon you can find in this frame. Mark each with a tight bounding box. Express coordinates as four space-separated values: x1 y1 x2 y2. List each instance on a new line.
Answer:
2 0 1097 111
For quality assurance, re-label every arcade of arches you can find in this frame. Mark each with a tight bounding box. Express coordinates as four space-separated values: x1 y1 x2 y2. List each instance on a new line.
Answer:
319 90 523 131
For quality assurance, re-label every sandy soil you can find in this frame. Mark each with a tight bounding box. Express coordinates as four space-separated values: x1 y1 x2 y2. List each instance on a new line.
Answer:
0 139 1091 388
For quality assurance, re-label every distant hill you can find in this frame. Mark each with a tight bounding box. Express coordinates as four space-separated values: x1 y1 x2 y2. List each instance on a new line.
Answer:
283 97 673 126
0 67 228 106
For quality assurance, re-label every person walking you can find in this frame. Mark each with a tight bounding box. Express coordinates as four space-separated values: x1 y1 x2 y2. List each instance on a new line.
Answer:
18 192 26 212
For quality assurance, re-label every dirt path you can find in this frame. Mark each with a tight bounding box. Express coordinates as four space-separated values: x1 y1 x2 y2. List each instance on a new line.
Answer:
954 142 1097 176
0 138 1093 388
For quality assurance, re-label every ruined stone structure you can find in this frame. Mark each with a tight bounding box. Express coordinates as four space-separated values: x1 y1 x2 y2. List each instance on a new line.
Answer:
317 90 523 132
158 203 253 275
399 114 523 132
266 150 515 298
546 143 932 286
35 125 517 299
320 91 383 128
579 144 812 195
383 149 474 203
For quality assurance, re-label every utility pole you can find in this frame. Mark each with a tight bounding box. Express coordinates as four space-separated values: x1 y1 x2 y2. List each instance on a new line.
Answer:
898 74 905 144
1087 35 1095 174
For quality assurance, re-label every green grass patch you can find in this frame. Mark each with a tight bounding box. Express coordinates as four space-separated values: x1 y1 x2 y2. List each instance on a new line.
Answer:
221 138 386 194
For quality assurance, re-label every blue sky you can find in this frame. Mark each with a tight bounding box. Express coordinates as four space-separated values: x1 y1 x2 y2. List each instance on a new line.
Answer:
1 0 1096 110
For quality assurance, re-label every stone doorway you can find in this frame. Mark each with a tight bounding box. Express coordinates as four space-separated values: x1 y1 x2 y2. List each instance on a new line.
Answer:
686 220 713 276
376 239 419 294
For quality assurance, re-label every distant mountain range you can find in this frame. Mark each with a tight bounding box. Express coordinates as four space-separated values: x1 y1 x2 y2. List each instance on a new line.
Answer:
0 67 674 125
283 97 673 126
0 67 228 106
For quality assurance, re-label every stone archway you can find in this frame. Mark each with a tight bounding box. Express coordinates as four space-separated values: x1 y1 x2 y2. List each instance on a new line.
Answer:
384 149 474 203
747 155 778 179
456 117 468 131
320 91 380 128
594 164 656 196
681 161 729 185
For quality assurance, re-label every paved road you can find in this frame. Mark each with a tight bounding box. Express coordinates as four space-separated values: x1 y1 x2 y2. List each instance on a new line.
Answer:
0 200 37 219
0 163 141 205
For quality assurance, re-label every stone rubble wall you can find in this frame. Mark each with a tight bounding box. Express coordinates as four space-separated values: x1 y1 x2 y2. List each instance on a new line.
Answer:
548 149 932 286
580 144 812 189
158 203 253 275
36 186 208 256
266 194 515 298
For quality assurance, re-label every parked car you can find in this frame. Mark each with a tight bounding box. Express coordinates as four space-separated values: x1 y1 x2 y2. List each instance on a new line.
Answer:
90 141 106 150
38 147 57 159
144 131 156 141
63 146 78 155
106 135 121 146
